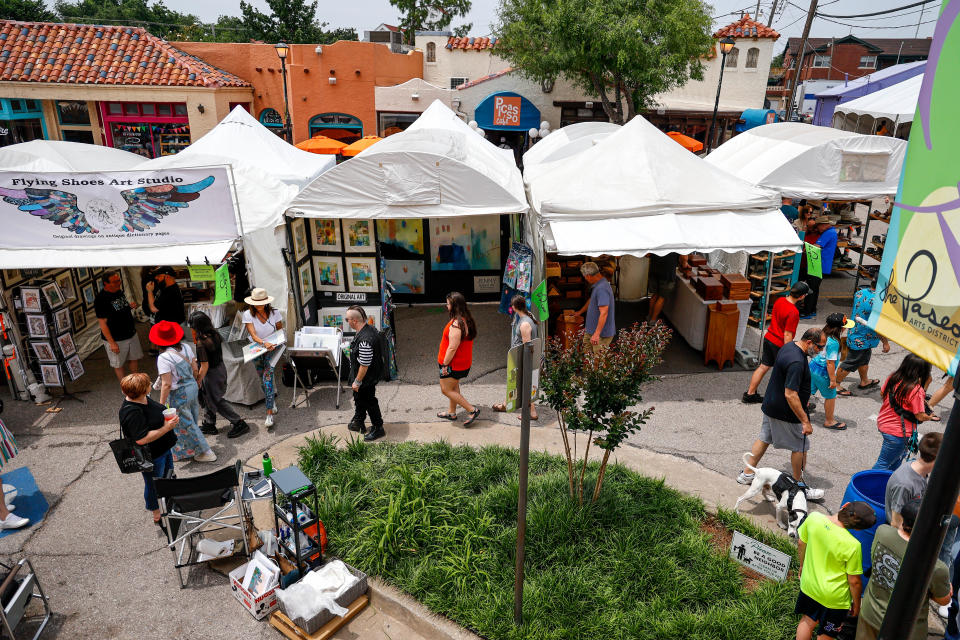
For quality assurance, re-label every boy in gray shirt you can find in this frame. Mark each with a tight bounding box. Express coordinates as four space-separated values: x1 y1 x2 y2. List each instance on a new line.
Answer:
885 432 940 527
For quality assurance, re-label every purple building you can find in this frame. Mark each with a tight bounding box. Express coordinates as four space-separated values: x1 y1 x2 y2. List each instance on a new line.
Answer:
812 61 927 127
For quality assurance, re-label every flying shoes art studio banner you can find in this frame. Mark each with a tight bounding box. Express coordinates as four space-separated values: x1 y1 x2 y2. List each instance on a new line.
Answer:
0 167 239 249
868 0 960 376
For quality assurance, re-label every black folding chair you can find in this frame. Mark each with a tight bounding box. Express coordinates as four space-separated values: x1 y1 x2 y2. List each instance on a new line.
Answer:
154 460 250 588
0 558 51 640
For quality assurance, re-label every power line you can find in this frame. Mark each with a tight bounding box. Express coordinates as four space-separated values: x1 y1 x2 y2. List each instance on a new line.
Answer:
817 15 938 28
818 0 936 19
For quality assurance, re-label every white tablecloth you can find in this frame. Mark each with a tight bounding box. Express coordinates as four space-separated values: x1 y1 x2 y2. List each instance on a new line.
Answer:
662 277 752 351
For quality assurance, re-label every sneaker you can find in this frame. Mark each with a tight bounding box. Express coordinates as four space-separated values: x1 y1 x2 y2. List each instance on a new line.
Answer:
194 450 218 463
741 392 763 404
4 484 17 505
0 514 28 530
364 427 386 442
200 423 219 436
737 472 755 485
798 482 824 501
265 413 274 429
226 420 250 439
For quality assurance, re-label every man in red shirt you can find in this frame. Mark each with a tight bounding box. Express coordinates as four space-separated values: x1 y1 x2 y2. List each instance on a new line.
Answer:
743 281 809 403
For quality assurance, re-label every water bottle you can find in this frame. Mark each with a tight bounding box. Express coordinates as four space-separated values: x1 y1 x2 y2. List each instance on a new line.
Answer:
262 452 273 477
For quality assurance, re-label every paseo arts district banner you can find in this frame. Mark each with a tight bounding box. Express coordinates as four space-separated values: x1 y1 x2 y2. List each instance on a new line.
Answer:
0 167 239 249
868 0 960 376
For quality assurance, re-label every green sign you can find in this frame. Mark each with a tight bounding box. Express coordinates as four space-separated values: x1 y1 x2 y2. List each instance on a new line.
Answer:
532 280 549 321
213 263 231 306
804 242 822 279
187 264 216 281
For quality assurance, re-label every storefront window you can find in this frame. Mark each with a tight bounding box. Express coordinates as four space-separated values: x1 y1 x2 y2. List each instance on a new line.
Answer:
101 102 190 158
379 113 418 136
56 101 91 125
61 129 94 144
309 112 362 143
0 119 44 147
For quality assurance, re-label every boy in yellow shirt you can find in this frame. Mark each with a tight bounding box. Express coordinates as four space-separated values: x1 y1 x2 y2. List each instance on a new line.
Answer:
796 502 877 639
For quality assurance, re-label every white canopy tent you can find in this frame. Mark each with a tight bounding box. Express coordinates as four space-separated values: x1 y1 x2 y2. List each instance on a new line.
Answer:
287 100 527 219
142 106 336 310
0 139 144 173
704 122 907 200
521 122 620 184
525 115 798 258
833 73 921 126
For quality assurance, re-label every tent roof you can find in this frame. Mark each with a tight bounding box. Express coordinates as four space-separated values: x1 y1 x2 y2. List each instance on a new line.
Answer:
816 61 926 98
0 241 236 270
834 74 922 123
287 100 527 219
0 139 143 172
526 116 798 257
522 121 620 183
704 122 907 200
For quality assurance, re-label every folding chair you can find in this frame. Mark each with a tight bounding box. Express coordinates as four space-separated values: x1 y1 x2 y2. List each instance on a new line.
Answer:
154 460 251 588
0 558 51 640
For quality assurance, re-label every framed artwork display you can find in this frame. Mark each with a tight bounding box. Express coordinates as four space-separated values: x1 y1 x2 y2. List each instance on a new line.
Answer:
384 259 425 294
30 341 57 363
429 216 501 271
2 269 21 286
310 219 341 252
55 271 77 302
298 261 313 303
376 219 424 256
56 332 77 358
41 282 65 308
345 256 378 293
81 283 96 307
75 267 90 282
26 314 48 338
53 307 72 333
71 306 86 331
40 363 62 387
291 218 309 262
343 219 375 253
64 355 85 381
21 288 42 313
313 256 345 293
95 279 105 292
360 306 383 330
319 306 350 334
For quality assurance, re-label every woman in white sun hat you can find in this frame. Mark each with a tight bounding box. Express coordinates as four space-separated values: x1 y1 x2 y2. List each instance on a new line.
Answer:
242 288 283 428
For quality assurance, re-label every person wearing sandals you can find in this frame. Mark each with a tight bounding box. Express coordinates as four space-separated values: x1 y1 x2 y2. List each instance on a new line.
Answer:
151 320 216 463
836 284 890 396
0 400 27 530
118 372 178 525
809 313 854 431
436 292 481 426
241 288 283 429
189 312 250 439
493 295 539 420
872 354 938 471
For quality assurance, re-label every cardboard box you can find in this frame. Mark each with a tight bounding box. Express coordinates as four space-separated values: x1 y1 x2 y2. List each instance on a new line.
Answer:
230 558 280 620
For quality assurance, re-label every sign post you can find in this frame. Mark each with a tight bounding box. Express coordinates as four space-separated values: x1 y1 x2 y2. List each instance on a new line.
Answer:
729 531 792 582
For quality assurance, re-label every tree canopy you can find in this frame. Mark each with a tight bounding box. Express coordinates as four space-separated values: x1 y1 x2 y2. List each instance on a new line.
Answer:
0 0 58 21
238 0 357 44
494 0 715 124
389 0 472 44
54 0 201 39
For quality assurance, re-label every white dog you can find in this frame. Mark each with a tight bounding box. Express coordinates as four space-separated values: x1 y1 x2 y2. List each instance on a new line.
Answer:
734 453 808 539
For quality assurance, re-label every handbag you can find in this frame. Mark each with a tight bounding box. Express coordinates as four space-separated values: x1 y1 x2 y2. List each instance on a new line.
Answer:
110 423 154 474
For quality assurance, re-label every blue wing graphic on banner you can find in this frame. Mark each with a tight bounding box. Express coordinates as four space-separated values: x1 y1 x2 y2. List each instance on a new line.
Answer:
0 175 215 234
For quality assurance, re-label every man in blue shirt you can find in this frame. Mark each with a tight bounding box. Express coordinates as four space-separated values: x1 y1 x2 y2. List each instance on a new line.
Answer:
801 215 838 319
574 261 616 353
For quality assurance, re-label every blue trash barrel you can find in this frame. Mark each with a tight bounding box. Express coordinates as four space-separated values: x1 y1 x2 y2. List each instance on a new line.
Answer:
841 469 892 574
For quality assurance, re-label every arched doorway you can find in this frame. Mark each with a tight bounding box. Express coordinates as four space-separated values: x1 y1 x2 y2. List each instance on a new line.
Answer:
259 108 285 137
308 113 363 144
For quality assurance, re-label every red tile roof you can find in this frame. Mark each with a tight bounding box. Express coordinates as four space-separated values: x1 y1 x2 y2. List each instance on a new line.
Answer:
0 20 250 87
446 36 497 50
713 14 779 40
457 68 513 89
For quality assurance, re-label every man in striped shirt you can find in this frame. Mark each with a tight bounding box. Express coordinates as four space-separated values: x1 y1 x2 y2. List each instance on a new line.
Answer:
346 306 385 441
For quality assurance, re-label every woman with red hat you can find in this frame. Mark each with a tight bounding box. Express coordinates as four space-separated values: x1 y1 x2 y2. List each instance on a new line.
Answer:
150 320 215 463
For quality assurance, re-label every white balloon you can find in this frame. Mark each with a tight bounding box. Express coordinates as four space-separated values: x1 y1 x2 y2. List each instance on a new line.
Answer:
540 121 550 130
468 120 479 129
539 127 550 138
475 128 485 137
528 127 539 138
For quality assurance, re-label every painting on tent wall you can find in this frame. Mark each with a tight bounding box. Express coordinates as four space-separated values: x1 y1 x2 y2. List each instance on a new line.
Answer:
384 259 425 294
429 216 500 271
376 219 424 257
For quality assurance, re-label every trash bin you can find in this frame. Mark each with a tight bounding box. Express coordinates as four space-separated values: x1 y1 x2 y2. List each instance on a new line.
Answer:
841 469 892 574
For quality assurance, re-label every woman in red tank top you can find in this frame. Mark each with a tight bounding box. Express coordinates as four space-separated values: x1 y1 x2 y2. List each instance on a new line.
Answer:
437 292 481 426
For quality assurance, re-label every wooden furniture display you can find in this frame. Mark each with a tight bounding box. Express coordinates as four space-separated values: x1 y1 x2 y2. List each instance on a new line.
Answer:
720 273 750 300
694 276 723 301
555 312 585 350
704 302 738 370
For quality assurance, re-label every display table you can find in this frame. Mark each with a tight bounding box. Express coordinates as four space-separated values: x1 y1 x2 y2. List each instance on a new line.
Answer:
663 277 752 351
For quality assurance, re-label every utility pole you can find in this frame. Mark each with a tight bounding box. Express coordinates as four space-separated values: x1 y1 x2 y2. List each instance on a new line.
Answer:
767 0 780 27
755 0 762 19
785 0 818 122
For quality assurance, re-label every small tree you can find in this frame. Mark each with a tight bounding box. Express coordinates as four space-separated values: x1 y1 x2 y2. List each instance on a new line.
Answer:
539 322 671 504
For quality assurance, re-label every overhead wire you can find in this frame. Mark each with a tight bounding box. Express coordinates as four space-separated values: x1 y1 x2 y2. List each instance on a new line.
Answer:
818 0 936 19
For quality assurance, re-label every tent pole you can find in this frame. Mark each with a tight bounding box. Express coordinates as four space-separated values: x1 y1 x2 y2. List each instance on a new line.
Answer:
225 165 253 285
853 207 872 292
757 250 774 355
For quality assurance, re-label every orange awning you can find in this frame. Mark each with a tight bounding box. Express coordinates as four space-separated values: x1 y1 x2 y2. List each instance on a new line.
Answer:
666 131 704 153
295 135 348 154
341 135 384 157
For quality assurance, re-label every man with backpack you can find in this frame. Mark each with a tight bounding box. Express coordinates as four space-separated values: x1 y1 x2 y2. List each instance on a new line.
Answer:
345 306 385 441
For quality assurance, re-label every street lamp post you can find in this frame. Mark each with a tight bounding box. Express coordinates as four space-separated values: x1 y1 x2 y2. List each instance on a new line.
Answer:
707 36 736 153
275 42 292 143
